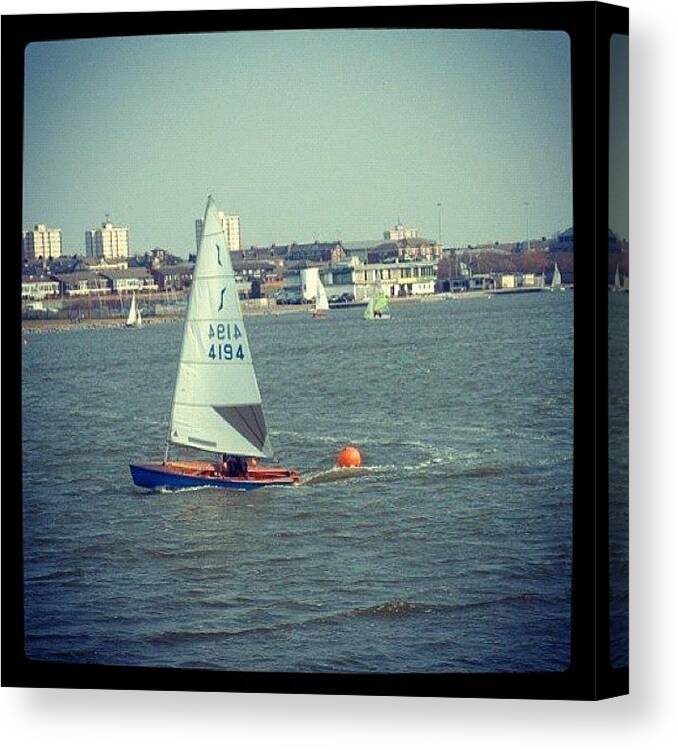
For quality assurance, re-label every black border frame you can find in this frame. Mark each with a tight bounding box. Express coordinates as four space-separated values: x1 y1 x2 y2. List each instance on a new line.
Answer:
1 2 629 700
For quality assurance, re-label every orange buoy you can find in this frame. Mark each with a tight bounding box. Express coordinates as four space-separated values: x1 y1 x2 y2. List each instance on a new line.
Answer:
337 445 362 468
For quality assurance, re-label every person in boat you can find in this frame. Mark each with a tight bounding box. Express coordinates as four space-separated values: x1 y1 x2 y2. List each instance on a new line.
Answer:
220 454 249 478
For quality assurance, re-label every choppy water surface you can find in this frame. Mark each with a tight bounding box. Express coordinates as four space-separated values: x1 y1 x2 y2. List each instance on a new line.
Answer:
23 293 573 672
608 293 629 668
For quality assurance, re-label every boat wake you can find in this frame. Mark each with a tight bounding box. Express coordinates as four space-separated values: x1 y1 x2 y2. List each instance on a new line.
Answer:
299 466 379 486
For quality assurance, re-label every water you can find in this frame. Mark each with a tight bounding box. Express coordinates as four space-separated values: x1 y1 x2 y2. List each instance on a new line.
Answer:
22 292 573 673
608 292 629 668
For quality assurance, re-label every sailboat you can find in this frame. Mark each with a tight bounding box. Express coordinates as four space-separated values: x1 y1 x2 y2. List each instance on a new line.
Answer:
550 262 563 291
125 292 142 327
613 264 622 292
130 197 300 491
364 285 391 320
312 278 329 318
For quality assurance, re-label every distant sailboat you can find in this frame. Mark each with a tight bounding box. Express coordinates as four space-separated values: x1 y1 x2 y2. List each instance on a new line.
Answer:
551 262 562 291
126 292 142 327
364 285 391 320
614 264 622 292
312 278 329 318
130 196 300 491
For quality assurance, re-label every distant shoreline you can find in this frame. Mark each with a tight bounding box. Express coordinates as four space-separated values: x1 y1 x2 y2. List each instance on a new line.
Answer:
21 289 542 334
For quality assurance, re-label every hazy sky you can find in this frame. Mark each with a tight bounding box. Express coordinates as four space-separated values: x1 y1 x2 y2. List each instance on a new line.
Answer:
24 29 572 256
610 34 629 242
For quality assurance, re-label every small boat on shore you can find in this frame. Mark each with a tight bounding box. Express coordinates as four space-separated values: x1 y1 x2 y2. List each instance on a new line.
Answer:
130 196 300 491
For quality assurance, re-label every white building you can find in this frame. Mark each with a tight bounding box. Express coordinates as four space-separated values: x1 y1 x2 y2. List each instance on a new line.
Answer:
22 224 62 261
330 259 436 300
196 212 241 252
21 275 60 300
100 268 159 293
384 223 418 241
86 219 130 261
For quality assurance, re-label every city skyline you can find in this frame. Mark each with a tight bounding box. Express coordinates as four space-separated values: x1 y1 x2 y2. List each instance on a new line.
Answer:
23 29 573 255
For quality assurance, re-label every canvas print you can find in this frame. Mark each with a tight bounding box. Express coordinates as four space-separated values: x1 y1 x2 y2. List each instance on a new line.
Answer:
22 28 575 674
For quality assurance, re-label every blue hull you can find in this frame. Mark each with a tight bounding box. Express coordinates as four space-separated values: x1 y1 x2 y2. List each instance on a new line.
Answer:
129 462 297 492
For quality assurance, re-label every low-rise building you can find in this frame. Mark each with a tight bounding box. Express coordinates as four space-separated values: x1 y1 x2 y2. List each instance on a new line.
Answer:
341 241 382 263
368 237 442 264
522 273 545 287
151 264 195 291
232 258 280 284
468 274 496 291
331 259 436 300
285 241 345 265
100 268 159 293
52 271 111 296
81 256 129 271
500 273 520 289
21 274 60 300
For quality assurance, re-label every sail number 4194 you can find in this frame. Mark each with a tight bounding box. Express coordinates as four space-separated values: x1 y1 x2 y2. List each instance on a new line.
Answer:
208 323 242 340
207 323 245 361
208 343 245 361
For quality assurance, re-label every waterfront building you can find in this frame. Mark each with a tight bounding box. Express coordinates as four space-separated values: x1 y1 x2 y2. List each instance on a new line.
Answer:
151 264 195 291
522 273 545 287
232 258 279 283
196 212 240 252
286 241 345 265
100 268 158 294
331 259 436 300
85 219 130 261
238 245 288 265
369 237 442 264
21 274 60 300
468 274 497 291
22 224 62 261
500 273 521 289
52 271 112 297
384 223 418 241
341 241 382 263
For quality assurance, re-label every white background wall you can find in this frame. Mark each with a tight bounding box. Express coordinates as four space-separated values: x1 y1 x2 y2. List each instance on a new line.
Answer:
4 1 677 749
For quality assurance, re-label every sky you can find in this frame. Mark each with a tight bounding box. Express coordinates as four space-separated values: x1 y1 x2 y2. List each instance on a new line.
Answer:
23 29 572 257
609 34 629 242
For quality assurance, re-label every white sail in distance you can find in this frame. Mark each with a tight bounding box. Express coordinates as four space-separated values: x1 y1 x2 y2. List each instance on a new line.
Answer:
168 196 270 458
552 263 562 288
316 279 329 311
126 293 137 326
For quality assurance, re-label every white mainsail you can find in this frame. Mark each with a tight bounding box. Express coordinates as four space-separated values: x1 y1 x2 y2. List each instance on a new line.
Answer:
136 307 143 327
551 262 562 288
315 279 329 312
167 196 270 458
614 264 621 291
126 293 138 326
